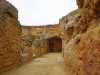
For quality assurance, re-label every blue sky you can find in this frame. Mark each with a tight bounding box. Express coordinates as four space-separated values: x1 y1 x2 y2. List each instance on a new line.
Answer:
7 0 77 26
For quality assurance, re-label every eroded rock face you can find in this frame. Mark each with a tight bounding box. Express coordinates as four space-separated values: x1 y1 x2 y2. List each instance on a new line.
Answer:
59 9 79 57
76 0 84 8
61 0 100 75
76 0 100 33
75 0 100 74
0 0 21 72
21 35 35 62
32 35 49 57
0 0 99 74
22 25 60 57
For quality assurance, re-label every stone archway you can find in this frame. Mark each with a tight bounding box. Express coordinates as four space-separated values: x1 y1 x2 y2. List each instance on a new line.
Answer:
47 37 62 52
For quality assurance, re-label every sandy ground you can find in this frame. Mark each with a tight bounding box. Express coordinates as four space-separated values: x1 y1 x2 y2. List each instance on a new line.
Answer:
1 53 66 75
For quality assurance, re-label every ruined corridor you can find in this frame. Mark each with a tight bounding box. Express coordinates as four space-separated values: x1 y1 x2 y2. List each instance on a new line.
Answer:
0 0 100 75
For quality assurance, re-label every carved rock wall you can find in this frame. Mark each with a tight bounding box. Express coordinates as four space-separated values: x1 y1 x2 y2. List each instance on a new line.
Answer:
22 24 60 58
1 0 99 74
0 0 21 72
60 0 100 75
59 9 79 57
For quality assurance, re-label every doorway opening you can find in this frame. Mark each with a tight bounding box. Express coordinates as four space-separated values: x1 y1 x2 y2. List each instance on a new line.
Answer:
47 37 62 52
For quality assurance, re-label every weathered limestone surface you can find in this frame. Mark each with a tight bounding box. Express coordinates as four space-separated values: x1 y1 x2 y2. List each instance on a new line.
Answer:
22 24 60 58
0 0 100 74
0 0 21 72
59 9 79 57
21 35 35 62
60 0 100 75
32 35 49 57
22 24 59 36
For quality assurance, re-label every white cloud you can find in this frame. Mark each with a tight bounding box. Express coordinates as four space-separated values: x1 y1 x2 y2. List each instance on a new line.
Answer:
7 0 78 26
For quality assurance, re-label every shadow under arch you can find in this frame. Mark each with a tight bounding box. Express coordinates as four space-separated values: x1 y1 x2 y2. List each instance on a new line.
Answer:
47 36 62 52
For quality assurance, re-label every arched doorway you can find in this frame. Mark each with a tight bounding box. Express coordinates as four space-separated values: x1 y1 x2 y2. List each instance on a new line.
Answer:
47 37 62 52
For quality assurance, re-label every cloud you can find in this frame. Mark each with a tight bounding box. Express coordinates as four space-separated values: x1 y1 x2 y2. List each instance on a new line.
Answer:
7 0 78 25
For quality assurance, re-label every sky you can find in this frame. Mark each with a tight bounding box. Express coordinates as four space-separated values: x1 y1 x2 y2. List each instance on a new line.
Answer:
7 0 78 26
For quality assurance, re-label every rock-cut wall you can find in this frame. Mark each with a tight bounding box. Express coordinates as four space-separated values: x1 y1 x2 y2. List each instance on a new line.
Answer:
21 25 60 59
0 0 21 72
0 0 100 74
60 0 100 75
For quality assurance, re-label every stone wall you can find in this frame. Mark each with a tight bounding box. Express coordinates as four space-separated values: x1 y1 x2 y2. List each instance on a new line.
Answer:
59 9 79 57
32 35 49 57
60 0 100 75
22 24 59 36
21 35 35 62
0 0 21 72
22 24 60 58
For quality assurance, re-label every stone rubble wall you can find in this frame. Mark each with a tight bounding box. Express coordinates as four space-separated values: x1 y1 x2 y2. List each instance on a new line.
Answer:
0 0 21 72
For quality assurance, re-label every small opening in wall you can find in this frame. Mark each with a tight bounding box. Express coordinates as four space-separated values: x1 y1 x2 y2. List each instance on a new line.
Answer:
47 37 62 52
95 10 99 14
79 57 82 60
82 28 87 33
90 60 93 62
76 38 80 44
66 27 74 39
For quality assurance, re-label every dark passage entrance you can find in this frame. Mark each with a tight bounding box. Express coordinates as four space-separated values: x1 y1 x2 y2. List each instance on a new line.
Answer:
48 37 62 52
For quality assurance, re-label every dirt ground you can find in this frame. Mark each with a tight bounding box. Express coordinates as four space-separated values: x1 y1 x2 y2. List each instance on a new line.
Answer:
1 53 66 75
